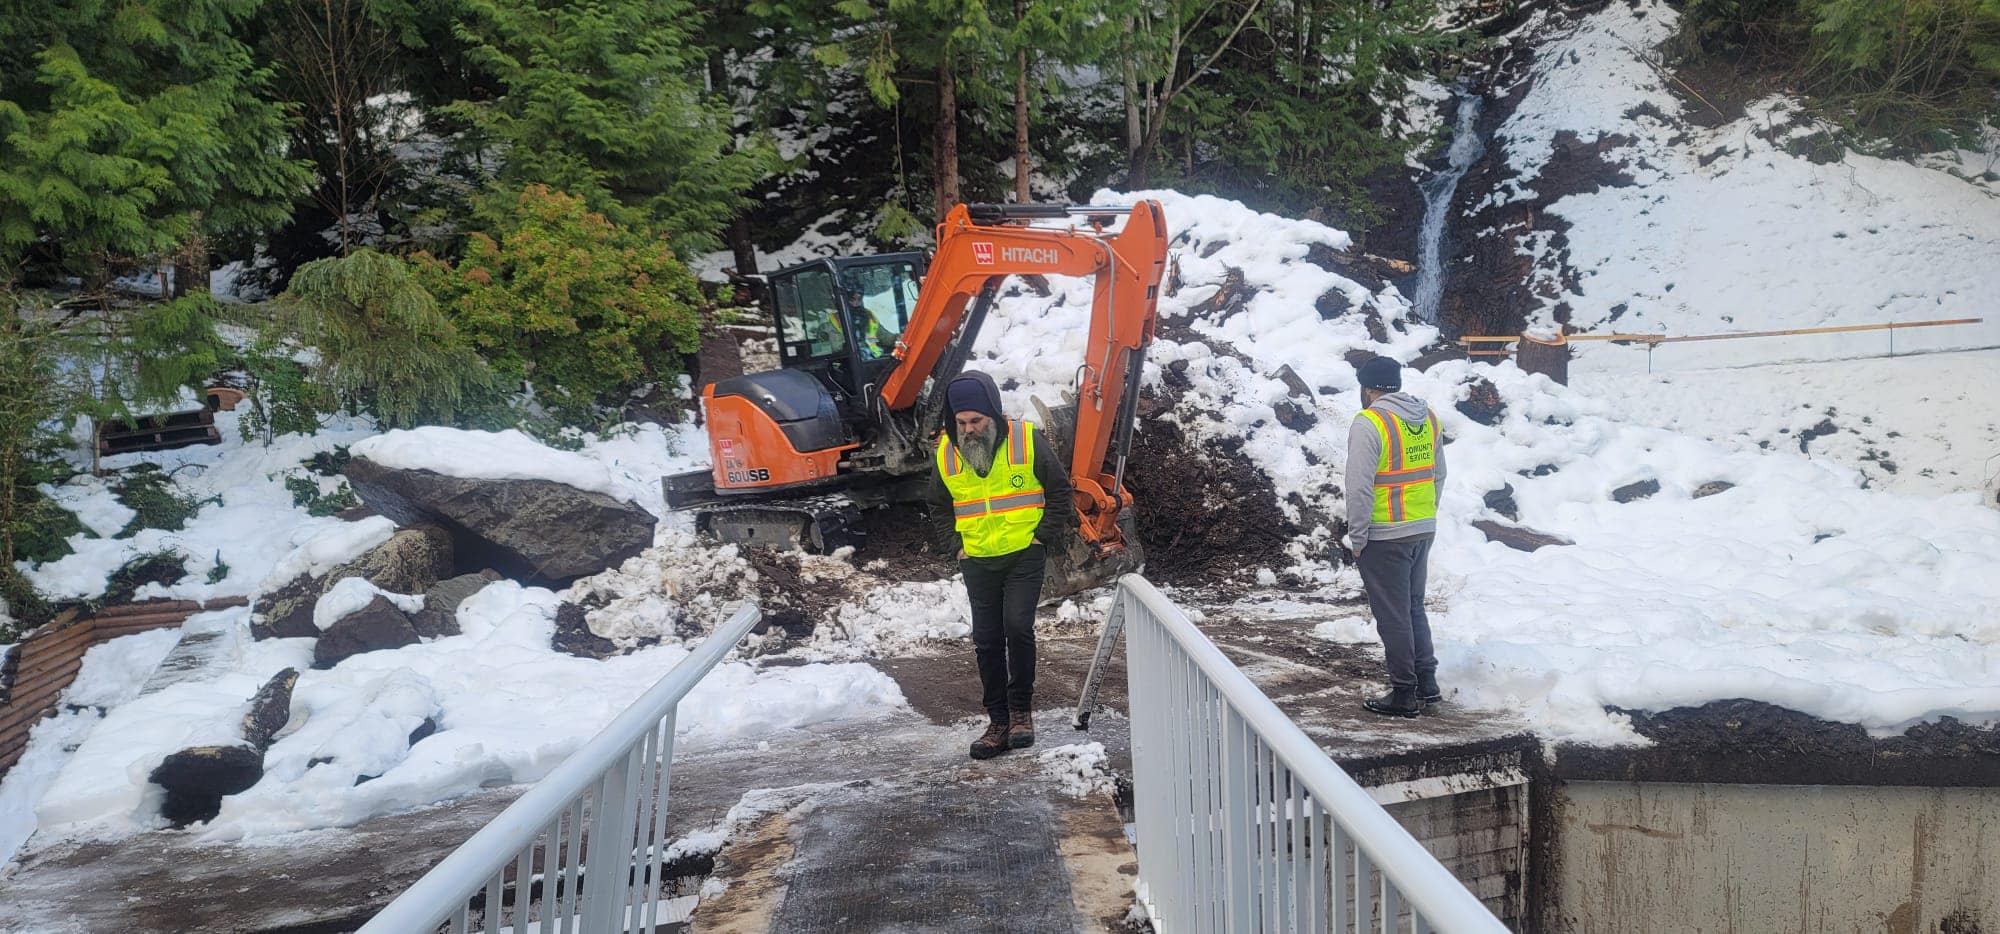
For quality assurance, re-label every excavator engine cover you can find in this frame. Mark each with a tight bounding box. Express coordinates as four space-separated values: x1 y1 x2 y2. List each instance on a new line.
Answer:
703 370 857 491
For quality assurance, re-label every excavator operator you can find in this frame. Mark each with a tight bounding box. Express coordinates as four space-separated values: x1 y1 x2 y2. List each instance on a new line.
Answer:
928 371 1073 761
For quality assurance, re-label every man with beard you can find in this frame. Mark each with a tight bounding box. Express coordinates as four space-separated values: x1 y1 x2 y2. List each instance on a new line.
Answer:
929 371 1072 759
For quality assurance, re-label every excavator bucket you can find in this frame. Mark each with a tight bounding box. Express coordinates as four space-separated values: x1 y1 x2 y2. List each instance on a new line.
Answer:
1033 396 1146 603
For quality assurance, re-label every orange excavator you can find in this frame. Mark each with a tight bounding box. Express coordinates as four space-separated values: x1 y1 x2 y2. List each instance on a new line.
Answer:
663 201 1169 593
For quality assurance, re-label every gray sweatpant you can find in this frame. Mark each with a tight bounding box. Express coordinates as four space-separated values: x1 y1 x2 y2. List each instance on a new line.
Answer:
1357 536 1435 687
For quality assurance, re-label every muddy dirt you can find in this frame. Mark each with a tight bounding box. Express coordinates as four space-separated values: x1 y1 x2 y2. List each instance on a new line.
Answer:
741 547 848 640
849 502 954 582
1121 393 1302 584
1554 699 2000 787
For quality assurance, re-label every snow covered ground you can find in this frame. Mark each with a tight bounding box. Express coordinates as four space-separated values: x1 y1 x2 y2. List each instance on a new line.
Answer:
1493 0 2000 369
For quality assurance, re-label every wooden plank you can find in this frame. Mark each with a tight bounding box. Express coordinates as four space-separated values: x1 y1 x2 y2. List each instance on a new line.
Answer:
90 600 203 619
12 643 90 682
0 697 69 735
4 664 85 703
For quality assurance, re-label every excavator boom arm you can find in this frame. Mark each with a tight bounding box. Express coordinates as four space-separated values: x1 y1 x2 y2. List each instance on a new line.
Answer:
880 202 1171 551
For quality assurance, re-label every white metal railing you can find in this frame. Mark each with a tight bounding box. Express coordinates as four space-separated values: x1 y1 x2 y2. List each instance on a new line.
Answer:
1114 576 1507 933
359 602 762 934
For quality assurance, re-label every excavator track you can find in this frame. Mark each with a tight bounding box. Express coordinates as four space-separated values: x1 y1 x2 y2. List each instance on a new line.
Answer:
696 494 865 553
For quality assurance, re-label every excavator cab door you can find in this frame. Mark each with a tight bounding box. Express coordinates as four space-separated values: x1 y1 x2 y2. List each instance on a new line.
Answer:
769 254 926 406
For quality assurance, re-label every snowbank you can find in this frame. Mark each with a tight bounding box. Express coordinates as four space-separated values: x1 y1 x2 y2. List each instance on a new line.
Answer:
30 582 904 844
968 188 2000 743
0 627 182 865
1496 0 2000 371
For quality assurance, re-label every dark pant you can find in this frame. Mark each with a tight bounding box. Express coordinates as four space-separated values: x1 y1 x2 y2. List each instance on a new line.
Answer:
961 543 1046 721
1357 535 1435 688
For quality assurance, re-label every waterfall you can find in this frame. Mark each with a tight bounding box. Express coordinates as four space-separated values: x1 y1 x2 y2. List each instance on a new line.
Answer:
1413 88 1486 325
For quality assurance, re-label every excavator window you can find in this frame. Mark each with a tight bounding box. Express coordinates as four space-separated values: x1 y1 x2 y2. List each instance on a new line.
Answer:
840 261 920 360
774 266 848 360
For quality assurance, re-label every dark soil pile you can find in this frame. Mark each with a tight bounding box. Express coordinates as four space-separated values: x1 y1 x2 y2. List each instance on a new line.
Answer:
1555 699 2000 787
742 547 848 640
851 503 953 582
1121 394 1302 584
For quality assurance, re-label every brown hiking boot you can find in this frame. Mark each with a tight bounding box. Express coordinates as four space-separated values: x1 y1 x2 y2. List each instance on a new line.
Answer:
970 719 1011 760
1008 710 1035 749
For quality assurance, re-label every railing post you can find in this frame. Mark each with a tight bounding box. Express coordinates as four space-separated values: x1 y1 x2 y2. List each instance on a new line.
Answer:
1222 707 1254 933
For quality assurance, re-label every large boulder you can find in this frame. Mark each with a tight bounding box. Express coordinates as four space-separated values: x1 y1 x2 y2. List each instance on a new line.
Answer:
346 457 656 585
411 570 502 638
251 524 454 640
150 744 263 827
313 596 420 669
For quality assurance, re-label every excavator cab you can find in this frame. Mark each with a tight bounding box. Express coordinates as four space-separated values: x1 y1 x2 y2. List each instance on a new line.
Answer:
769 254 927 401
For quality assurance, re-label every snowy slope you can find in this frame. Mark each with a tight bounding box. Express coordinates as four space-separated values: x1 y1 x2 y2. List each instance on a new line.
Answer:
964 189 2000 744
1492 0 2000 371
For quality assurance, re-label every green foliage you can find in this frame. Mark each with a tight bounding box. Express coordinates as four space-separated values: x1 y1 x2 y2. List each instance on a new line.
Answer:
101 547 189 605
284 474 360 516
445 0 772 253
1678 0 2000 150
0 315 75 568
412 185 708 405
57 294 234 435
0 565 55 635
14 490 86 565
0 0 310 285
112 466 208 538
205 549 230 584
236 341 339 441
276 248 501 428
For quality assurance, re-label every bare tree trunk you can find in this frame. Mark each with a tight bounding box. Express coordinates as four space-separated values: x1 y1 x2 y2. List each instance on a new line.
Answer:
1122 17 1141 162
172 226 209 298
934 52 961 221
1014 0 1032 204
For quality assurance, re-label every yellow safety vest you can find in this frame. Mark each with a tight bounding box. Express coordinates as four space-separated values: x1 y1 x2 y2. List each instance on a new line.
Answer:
1360 407 1438 527
936 420 1045 558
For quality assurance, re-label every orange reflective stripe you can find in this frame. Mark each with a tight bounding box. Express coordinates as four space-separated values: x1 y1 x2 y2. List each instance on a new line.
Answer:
1009 420 1028 466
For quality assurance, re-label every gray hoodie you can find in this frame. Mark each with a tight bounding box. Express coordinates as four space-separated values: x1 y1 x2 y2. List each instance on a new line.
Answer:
1344 392 1446 549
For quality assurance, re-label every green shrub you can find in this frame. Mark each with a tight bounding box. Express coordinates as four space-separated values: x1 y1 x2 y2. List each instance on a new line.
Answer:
0 565 55 635
276 250 503 429
236 341 338 442
101 548 189 605
13 489 86 564
285 474 360 517
412 186 709 407
113 466 207 538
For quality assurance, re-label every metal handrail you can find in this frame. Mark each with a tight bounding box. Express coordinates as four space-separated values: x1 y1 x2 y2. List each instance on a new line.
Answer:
359 602 763 934
1117 575 1505 933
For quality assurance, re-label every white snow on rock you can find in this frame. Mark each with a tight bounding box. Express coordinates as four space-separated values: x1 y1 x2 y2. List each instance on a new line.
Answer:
1495 0 2000 371
29 580 904 845
260 516 399 595
0 627 182 866
312 577 424 631
351 427 650 507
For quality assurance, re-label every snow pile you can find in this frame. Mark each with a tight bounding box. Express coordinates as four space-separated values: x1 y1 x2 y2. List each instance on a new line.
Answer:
0 626 183 865
1038 742 1117 799
350 422 705 517
567 530 762 647
957 187 2000 743
1495 0 2000 371
20 412 380 601
817 579 971 657
312 577 424 630
1309 616 1378 644
28 581 904 844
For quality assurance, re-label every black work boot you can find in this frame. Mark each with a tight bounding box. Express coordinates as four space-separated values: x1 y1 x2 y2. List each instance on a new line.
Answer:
970 717 1011 760
1417 670 1442 705
1363 685 1424 718
1008 710 1036 749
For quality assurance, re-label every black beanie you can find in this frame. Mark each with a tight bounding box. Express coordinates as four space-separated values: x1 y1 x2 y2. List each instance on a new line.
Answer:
1357 356 1402 392
946 373 1003 421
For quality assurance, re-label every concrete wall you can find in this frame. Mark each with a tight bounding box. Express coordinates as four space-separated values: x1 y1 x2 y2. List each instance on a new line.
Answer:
1546 781 1999 933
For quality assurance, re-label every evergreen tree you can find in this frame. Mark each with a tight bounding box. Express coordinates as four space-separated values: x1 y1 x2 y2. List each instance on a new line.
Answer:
0 0 310 291
445 0 772 253
278 249 499 428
